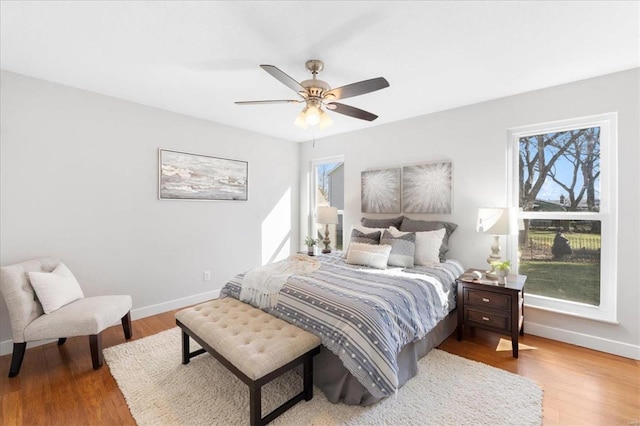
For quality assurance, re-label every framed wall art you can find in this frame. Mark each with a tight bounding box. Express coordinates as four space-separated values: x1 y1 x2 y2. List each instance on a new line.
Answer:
158 149 248 201
361 167 401 213
402 161 452 213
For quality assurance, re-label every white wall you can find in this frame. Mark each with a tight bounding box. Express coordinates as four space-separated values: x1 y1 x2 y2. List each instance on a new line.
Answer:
0 71 299 353
299 69 640 359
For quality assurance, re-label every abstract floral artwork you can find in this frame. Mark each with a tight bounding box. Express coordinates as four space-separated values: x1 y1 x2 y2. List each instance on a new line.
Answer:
361 168 401 213
402 162 452 213
159 149 248 201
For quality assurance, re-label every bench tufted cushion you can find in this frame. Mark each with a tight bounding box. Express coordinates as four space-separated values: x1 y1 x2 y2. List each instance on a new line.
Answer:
176 297 321 381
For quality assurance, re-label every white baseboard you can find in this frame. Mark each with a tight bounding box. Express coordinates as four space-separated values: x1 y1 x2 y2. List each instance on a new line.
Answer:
0 289 221 356
129 289 221 321
525 320 640 360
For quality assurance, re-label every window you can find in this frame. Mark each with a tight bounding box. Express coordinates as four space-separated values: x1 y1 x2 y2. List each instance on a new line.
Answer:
310 157 344 251
507 113 617 322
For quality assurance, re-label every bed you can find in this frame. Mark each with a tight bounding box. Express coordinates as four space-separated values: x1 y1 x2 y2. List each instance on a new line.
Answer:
220 251 464 405
221 215 462 405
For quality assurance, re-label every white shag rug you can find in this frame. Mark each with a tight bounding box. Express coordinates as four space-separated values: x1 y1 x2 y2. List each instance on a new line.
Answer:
104 328 542 426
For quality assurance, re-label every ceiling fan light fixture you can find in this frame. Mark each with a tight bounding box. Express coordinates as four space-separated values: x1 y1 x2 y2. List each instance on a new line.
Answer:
319 109 333 129
305 105 321 126
294 109 308 129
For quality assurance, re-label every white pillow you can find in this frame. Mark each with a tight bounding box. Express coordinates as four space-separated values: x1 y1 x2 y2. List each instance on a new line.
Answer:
346 243 392 269
343 224 387 258
389 226 446 266
28 262 85 314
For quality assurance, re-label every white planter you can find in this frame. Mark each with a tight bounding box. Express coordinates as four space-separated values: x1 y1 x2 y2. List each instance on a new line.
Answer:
495 268 510 284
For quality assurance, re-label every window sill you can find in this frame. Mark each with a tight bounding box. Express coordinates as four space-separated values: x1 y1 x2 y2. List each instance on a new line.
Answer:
525 294 618 324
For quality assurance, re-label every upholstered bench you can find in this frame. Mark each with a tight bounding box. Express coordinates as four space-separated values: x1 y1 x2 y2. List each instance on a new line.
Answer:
175 297 321 426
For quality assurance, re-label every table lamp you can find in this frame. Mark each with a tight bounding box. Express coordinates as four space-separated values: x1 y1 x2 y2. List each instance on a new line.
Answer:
477 207 518 279
317 206 339 254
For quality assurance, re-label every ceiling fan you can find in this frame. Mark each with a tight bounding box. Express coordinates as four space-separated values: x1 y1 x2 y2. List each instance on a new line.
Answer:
235 60 389 130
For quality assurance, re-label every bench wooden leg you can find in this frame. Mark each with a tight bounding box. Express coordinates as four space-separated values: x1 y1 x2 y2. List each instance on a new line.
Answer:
303 351 314 401
180 328 208 365
181 330 190 365
250 385 262 426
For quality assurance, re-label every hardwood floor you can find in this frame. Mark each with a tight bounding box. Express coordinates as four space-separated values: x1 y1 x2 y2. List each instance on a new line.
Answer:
1 311 638 425
439 330 640 425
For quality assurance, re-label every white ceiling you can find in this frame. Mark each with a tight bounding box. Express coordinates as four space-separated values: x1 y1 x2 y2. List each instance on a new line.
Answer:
1 1 638 142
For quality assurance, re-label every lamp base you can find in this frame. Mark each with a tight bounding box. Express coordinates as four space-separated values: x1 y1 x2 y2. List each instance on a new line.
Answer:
322 238 331 254
322 224 332 254
485 235 501 281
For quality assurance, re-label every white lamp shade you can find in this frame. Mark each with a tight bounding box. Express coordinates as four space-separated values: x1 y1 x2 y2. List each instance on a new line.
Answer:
477 207 518 235
318 110 333 129
317 206 339 224
294 110 308 129
305 105 321 126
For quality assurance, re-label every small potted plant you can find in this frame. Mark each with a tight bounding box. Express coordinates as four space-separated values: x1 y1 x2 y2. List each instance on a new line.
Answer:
491 260 511 284
304 236 318 256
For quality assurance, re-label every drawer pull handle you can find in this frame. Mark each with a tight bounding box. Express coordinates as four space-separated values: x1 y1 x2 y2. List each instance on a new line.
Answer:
482 298 490 302
482 316 490 321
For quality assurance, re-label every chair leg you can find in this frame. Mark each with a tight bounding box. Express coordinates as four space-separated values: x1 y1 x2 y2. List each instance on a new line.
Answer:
89 333 103 370
58 338 67 346
121 311 132 340
8 342 27 378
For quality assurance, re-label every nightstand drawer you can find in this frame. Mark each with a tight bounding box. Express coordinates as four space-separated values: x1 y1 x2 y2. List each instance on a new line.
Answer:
465 308 511 331
464 289 511 311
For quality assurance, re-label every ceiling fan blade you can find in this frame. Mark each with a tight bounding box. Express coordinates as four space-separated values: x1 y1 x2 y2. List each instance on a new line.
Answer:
325 77 389 101
327 102 379 121
260 65 306 94
234 100 302 105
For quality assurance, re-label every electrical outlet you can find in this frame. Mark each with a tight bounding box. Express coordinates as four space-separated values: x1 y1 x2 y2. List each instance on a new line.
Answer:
203 271 211 281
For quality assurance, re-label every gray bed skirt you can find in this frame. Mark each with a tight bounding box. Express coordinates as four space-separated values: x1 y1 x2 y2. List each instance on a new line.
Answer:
307 310 458 406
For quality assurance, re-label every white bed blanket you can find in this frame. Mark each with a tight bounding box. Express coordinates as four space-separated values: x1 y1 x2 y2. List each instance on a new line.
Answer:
239 254 321 309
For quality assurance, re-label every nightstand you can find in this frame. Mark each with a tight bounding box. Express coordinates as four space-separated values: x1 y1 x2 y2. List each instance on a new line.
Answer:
456 269 526 358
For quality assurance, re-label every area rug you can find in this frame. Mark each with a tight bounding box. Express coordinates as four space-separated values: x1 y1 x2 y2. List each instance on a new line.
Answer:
104 328 542 426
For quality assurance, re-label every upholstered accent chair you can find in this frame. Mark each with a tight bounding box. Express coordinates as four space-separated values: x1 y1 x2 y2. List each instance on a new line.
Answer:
0 257 132 377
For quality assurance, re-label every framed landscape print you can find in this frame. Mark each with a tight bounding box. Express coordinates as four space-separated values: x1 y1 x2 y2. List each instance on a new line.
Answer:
361 167 401 213
159 149 248 201
402 161 452 213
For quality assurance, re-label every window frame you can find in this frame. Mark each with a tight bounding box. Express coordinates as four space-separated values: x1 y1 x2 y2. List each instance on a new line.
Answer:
506 113 618 323
309 155 345 248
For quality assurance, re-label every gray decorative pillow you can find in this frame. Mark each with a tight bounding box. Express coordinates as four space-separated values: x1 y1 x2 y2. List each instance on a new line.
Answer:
350 229 382 246
360 216 404 229
381 230 416 267
399 218 458 261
